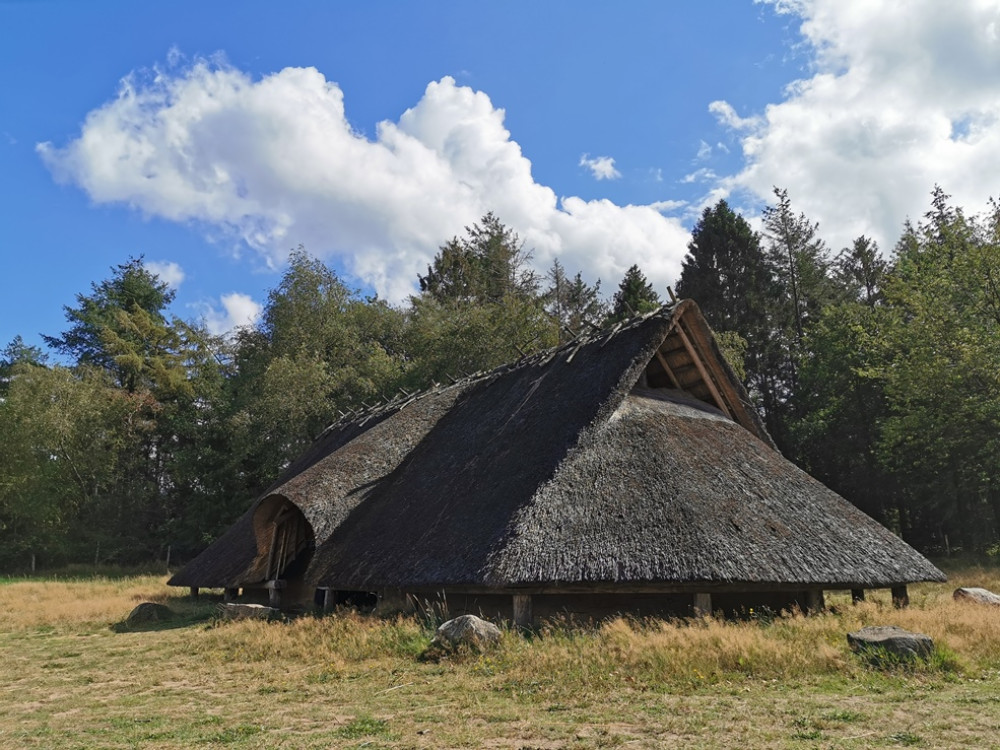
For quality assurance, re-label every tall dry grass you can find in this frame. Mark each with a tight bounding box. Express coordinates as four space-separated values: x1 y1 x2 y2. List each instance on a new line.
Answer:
3 562 1000 683
167 569 1000 695
4 566 1000 748
0 575 181 629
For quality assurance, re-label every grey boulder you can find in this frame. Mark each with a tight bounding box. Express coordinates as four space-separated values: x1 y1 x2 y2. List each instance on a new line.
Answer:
847 625 933 660
953 587 1000 606
219 602 281 621
430 615 502 652
126 602 174 625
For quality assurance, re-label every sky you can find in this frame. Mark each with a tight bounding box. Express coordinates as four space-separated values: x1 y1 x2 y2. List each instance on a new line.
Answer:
3 0 1000 352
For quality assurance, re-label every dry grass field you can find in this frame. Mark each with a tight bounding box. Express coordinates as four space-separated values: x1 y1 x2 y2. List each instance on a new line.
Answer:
2 566 1000 748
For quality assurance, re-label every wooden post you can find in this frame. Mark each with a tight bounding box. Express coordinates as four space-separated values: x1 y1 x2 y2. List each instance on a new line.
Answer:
30 553 36 573
322 588 334 613
375 588 412 616
189 586 199 599
891 585 909 608
165 545 171 572
851 589 866 604
513 594 532 628
224 587 238 603
265 523 280 580
806 589 825 614
693 592 712 617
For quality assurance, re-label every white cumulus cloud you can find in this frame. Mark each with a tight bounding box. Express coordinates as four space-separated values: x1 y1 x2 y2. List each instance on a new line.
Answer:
714 0 1000 253
579 154 622 181
38 61 688 300
580 154 622 180
143 260 185 289
197 292 262 336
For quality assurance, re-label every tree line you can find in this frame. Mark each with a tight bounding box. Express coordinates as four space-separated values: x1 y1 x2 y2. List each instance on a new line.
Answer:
2 192 998 570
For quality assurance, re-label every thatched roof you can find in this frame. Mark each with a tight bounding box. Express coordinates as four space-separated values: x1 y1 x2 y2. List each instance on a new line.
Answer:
169 300 943 592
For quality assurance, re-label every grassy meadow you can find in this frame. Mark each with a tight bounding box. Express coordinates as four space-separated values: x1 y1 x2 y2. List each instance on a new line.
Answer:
2 566 1000 748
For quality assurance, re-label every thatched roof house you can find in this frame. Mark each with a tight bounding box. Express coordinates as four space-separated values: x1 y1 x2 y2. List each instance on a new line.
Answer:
169 300 943 623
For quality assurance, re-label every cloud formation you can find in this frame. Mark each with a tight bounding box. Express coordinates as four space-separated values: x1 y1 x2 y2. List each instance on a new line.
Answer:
197 292 263 336
714 0 1000 253
143 260 185 289
38 63 688 301
579 154 622 180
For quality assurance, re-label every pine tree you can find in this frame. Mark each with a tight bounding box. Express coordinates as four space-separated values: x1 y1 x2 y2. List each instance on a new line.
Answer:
544 259 606 341
606 265 660 324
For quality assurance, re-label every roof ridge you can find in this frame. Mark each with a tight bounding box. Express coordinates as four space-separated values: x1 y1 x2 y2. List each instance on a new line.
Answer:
314 302 681 438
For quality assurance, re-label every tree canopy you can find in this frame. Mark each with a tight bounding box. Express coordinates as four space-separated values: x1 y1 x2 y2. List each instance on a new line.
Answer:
5 196 1000 569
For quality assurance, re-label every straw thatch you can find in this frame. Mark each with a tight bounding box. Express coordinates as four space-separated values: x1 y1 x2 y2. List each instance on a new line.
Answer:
169 300 944 604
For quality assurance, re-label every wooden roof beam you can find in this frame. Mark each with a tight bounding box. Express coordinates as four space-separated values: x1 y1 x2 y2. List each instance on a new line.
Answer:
672 321 731 418
654 348 682 389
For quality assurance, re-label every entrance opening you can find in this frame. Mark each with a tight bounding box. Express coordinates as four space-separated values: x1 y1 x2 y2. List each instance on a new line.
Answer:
250 495 315 604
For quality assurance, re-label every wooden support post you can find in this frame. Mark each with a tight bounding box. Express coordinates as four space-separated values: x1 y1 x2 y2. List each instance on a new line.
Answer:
223 587 238 603
891 585 909 608
693 592 712 617
322 588 334 613
30 553 36 573
806 589 825 614
265 579 285 608
375 588 413 616
265 523 280 580
851 589 866 604
189 587 199 599
513 594 532 628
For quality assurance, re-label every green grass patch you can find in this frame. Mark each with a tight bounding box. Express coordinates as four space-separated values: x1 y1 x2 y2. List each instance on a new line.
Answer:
334 715 392 739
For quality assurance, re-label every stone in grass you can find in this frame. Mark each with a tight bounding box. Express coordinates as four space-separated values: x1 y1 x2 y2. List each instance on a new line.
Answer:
126 602 175 626
429 615 501 654
219 602 281 621
953 587 1000 606
847 625 933 661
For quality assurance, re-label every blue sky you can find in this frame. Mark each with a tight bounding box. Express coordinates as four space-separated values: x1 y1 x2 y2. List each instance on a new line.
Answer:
4 1 1000 352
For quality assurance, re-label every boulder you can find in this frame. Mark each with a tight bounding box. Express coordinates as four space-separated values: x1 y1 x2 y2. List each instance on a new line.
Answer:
953 587 1000 606
847 625 933 661
219 603 281 621
126 602 174 626
430 615 501 653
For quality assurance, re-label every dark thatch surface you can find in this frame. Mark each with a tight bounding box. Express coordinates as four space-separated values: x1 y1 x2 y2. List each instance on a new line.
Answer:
168 389 461 587
170 301 944 592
